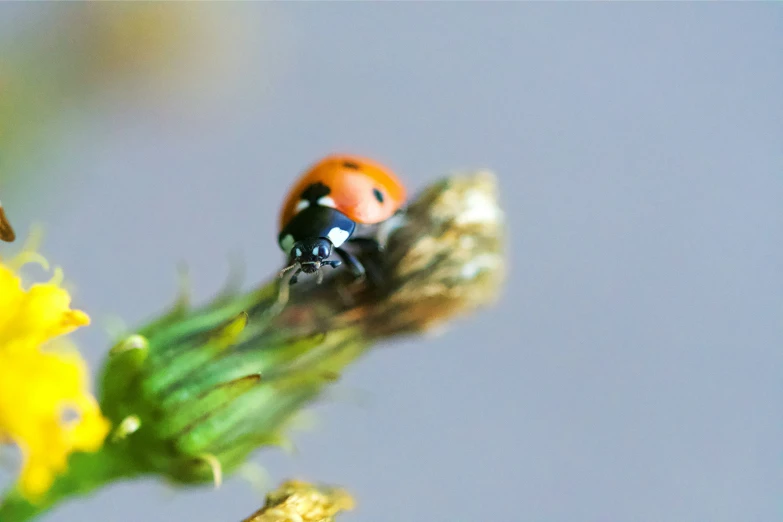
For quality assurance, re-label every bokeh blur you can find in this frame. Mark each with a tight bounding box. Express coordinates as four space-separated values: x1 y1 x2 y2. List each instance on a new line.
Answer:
1 3 782 522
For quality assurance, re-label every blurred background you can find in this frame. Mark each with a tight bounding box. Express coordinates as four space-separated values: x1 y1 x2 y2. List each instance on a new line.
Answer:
1 3 782 522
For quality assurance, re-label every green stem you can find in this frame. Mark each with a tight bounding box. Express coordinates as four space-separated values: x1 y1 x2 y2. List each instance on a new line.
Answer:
0 444 133 522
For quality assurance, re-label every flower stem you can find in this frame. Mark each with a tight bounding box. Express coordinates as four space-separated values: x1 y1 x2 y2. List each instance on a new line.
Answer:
0 444 131 522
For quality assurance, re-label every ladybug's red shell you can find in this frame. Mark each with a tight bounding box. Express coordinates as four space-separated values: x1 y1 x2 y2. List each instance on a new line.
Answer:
279 154 406 230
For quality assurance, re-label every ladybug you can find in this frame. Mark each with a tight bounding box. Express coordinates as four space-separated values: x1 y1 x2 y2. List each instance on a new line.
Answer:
277 154 407 285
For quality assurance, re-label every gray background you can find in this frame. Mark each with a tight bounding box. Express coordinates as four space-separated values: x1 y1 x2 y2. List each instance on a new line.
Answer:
1 4 782 522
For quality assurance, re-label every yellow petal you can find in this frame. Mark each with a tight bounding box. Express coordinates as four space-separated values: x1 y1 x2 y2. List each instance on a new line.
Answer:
0 241 109 500
0 264 24 321
0 283 90 350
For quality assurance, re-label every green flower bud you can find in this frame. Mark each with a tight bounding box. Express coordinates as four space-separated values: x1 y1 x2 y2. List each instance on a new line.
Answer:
99 293 348 484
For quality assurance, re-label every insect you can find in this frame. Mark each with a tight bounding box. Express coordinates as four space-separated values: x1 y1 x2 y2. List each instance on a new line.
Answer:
0 201 15 242
277 154 407 285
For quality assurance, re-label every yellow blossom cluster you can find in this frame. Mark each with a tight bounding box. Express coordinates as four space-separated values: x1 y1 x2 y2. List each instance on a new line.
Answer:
0 244 109 499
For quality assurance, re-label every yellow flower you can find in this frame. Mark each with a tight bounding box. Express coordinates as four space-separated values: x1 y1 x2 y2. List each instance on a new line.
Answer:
0 241 110 500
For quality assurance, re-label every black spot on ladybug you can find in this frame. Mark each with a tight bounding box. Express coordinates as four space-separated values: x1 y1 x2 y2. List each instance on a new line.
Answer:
301 182 331 203
373 188 384 203
342 161 360 170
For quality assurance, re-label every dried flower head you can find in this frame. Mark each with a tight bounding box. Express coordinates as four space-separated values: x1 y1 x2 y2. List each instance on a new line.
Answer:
274 170 507 338
242 480 354 522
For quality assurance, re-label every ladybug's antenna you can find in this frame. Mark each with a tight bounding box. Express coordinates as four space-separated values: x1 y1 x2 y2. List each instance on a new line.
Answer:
278 262 298 277
278 262 300 284
290 268 303 285
279 258 342 287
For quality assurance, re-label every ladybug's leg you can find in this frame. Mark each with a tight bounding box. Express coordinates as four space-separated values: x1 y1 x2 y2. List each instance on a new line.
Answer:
316 260 342 285
333 247 367 282
341 238 387 289
289 267 303 285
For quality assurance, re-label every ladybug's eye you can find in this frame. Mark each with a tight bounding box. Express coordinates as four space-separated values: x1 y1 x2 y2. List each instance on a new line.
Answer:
373 188 384 203
317 244 330 259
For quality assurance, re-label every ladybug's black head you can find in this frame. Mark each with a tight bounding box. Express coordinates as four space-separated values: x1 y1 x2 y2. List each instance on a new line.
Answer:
290 237 333 274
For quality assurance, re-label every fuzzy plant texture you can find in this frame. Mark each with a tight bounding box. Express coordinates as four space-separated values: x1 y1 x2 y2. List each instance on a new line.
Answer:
0 171 506 522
